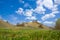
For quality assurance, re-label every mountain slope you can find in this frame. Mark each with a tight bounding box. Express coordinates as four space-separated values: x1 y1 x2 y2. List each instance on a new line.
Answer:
16 21 50 29
0 20 15 29
0 20 50 30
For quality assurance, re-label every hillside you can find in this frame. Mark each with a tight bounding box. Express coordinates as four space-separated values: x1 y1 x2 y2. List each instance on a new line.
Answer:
16 21 50 29
0 20 51 30
0 20 15 29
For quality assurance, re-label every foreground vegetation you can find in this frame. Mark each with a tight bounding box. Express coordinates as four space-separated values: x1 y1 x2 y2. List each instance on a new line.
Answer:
0 28 60 40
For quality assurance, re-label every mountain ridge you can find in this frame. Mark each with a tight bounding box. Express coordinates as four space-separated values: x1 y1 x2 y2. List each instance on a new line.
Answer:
0 20 51 30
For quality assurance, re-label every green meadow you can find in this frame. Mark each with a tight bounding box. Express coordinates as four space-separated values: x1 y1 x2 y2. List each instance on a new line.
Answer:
0 28 60 40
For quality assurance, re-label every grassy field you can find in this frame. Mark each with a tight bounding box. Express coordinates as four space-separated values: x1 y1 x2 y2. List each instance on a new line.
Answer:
0 28 60 40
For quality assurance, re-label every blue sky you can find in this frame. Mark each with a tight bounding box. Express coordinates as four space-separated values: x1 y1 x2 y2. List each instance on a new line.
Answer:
0 0 60 27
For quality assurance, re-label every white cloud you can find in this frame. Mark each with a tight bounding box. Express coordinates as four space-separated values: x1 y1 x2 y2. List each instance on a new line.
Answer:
16 8 34 17
16 0 59 22
54 0 60 4
41 4 59 21
35 0 56 14
41 13 55 21
52 11 59 14
26 16 37 20
37 20 42 23
36 0 43 6
43 0 53 9
41 11 59 21
43 21 55 27
24 9 33 17
35 0 46 14
24 9 37 21
35 0 59 15
51 5 59 14
51 5 58 11
34 5 46 14
16 0 59 16
16 8 24 15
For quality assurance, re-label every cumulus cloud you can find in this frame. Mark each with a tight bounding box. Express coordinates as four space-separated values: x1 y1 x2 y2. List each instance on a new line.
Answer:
54 0 60 4
41 3 59 21
17 0 57 16
16 8 34 17
16 0 59 23
16 8 24 15
43 21 55 27
24 9 33 17
36 0 54 8
34 0 46 14
34 5 46 14
24 9 37 21
37 20 42 23
36 0 43 6
43 0 53 9
51 5 58 11
25 16 37 20
41 13 55 21
41 11 59 21
51 5 59 14
16 8 36 21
